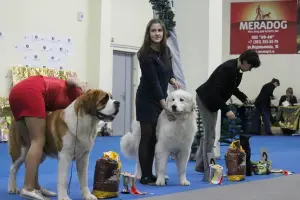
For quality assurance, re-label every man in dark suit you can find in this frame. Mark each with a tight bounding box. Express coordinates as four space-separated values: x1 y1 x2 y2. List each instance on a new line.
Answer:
253 78 280 135
194 49 261 181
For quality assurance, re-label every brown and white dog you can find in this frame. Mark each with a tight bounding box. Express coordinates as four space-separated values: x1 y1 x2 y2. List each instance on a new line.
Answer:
8 89 120 200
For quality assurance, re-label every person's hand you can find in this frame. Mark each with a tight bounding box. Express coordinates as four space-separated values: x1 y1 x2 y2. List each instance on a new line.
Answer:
244 99 251 105
226 111 235 120
170 78 180 90
172 81 180 90
164 107 176 121
78 82 88 93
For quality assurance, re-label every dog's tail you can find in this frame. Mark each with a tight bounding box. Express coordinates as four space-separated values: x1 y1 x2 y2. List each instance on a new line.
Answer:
120 120 141 159
8 118 23 163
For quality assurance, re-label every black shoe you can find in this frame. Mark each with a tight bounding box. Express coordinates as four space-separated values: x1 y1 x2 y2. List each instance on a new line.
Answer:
140 176 156 186
151 175 168 181
195 166 205 173
151 175 157 182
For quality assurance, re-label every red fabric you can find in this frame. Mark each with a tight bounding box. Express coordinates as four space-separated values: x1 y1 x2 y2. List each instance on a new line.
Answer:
9 75 82 120
43 76 82 111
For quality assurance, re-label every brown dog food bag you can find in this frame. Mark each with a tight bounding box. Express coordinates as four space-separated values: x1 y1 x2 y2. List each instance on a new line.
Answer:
92 151 122 199
225 140 246 181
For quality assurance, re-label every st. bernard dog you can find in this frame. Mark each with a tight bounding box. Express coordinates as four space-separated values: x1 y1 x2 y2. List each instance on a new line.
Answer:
8 89 120 200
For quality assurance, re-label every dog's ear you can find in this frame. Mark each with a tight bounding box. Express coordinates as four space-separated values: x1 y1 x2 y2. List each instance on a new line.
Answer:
165 94 172 106
106 92 113 98
79 90 98 116
75 89 106 116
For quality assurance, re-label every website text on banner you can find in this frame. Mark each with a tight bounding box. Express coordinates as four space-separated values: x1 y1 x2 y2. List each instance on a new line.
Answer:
230 0 298 55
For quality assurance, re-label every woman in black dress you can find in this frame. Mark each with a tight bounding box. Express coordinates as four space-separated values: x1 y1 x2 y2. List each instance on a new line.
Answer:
136 19 179 185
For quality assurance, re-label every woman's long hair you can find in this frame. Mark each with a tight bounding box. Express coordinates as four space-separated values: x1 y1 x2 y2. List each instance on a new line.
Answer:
137 19 170 63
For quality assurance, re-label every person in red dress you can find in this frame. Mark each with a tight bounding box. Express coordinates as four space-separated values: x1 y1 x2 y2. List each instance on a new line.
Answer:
9 75 86 200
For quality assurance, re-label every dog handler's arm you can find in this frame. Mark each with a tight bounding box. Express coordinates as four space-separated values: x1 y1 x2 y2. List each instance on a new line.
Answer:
265 83 276 100
66 77 81 87
214 68 232 114
140 57 165 101
233 88 248 104
66 77 88 93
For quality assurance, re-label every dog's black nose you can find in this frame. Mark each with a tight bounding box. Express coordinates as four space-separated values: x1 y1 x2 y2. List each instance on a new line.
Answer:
114 101 120 108
172 105 177 111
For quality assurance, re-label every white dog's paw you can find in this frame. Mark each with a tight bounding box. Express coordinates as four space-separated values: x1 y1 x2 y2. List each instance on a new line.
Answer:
58 196 72 200
82 188 97 200
8 186 19 194
83 193 97 200
156 177 166 186
180 179 190 186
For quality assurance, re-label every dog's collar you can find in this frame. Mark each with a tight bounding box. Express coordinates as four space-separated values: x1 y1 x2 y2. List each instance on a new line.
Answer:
96 111 112 120
172 111 195 120
95 108 107 120
96 109 118 121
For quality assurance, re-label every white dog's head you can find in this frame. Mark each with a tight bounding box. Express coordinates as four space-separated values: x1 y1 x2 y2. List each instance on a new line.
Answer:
75 89 120 122
166 89 196 116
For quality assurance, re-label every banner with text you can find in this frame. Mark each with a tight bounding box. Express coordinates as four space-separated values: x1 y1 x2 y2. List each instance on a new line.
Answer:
230 0 298 54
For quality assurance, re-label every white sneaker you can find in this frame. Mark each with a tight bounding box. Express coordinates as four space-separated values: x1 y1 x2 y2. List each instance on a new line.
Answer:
40 188 57 197
20 188 50 200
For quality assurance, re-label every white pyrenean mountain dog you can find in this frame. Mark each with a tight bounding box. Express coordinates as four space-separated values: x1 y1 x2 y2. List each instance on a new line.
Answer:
120 89 197 186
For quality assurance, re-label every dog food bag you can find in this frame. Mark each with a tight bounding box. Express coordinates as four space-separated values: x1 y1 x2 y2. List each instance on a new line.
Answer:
252 160 272 175
92 151 122 199
225 140 246 181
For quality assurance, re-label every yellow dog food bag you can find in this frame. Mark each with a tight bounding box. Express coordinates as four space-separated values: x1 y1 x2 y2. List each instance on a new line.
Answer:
225 140 246 181
92 151 122 199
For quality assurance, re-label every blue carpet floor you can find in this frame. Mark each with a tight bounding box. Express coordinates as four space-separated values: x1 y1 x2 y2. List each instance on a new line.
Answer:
0 135 299 199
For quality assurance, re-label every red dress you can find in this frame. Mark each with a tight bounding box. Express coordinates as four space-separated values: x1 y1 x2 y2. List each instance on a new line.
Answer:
9 75 82 120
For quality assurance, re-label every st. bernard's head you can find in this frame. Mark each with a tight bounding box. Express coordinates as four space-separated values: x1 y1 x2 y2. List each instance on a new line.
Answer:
75 89 120 122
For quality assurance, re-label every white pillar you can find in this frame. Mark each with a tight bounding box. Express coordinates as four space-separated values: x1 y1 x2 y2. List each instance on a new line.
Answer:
173 0 222 158
97 0 113 130
98 0 113 92
86 0 101 89
208 0 223 159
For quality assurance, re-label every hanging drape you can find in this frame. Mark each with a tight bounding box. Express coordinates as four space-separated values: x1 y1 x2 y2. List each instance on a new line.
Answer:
11 66 77 86
152 0 187 91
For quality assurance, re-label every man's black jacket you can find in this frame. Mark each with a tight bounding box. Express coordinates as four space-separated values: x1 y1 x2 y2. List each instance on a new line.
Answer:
196 58 248 113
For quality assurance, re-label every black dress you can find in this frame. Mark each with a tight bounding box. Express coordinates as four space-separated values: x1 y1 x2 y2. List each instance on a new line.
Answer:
136 48 174 123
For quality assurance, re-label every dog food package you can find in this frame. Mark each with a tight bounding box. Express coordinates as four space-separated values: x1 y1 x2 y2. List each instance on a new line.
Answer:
92 151 122 199
252 160 272 175
209 164 224 185
225 140 246 181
